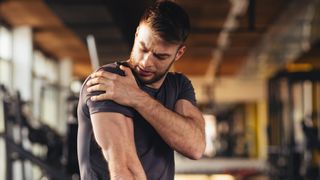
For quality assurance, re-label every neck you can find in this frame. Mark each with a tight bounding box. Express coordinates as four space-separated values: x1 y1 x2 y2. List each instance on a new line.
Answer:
145 74 167 89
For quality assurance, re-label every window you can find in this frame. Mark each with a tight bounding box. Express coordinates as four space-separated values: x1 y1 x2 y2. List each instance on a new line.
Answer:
32 51 60 131
0 24 13 180
0 26 13 89
0 26 12 60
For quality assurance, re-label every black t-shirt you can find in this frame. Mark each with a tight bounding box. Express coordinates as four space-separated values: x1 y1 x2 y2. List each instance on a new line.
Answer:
77 62 196 180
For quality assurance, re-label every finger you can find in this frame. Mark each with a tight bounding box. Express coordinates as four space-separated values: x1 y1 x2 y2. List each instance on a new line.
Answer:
87 84 108 93
90 70 105 78
87 77 104 86
91 70 118 80
119 65 133 77
88 75 116 86
87 78 97 86
91 93 110 101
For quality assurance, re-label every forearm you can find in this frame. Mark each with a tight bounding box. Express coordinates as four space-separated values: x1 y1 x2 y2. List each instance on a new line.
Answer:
132 92 205 159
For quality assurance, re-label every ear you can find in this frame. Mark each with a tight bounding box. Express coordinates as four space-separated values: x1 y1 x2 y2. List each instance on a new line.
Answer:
174 45 186 62
135 26 140 38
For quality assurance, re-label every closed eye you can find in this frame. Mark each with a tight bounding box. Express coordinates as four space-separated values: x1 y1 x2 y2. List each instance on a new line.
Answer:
153 53 170 60
140 48 148 53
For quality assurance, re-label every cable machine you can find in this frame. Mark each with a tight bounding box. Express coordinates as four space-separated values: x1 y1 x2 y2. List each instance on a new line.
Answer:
268 70 320 180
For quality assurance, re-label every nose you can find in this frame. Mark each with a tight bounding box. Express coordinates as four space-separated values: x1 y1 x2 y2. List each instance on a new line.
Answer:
141 52 153 68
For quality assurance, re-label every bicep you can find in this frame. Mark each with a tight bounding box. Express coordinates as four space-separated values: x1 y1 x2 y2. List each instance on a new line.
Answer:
91 112 134 154
91 113 146 178
175 99 204 128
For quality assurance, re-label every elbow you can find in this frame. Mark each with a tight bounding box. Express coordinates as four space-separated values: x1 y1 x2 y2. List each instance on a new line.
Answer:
188 151 203 160
188 141 206 160
188 119 206 160
190 132 206 160
184 133 206 160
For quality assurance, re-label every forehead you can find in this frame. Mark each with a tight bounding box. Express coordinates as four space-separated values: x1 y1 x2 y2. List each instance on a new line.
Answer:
136 24 180 52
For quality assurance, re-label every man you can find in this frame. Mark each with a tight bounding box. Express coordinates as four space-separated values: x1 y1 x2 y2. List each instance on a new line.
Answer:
77 1 206 179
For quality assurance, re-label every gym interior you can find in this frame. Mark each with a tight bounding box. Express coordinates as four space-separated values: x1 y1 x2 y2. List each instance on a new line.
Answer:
1 0 320 179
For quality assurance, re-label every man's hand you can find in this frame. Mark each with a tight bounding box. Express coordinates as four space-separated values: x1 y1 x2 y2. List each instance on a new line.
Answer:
87 65 143 106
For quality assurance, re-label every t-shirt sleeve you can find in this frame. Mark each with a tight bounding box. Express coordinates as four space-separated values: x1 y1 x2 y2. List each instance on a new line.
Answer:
85 64 135 118
177 74 197 106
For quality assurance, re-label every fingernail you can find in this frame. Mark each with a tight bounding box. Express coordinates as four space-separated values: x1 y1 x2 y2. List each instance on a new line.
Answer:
91 97 95 101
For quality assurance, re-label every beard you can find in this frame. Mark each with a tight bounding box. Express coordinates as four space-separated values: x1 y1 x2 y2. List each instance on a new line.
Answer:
129 55 175 85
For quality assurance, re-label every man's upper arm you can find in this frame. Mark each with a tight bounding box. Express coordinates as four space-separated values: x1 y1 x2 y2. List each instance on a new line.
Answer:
91 112 148 179
175 99 204 126
175 73 203 126
176 73 197 106
91 112 134 161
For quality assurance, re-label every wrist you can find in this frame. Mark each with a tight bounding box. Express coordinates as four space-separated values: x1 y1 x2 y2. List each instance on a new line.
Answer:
130 90 150 109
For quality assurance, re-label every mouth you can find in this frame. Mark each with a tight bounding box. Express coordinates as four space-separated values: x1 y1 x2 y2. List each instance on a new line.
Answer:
137 67 154 77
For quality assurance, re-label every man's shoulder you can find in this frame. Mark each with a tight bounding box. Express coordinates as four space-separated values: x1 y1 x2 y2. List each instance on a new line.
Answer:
79 62 122 99
83 61 125 86
97 62 125 76
166 72 191 83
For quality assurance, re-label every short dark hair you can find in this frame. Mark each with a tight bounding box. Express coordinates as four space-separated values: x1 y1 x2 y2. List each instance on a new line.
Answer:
139 1 190 44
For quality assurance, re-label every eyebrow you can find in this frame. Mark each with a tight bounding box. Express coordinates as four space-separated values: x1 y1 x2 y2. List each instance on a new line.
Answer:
139 42 171 58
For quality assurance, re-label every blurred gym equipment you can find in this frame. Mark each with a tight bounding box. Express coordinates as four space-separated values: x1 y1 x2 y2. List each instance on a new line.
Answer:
0 84 79 180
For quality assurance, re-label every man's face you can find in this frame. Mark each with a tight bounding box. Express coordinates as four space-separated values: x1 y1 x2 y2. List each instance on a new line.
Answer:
129 23 185 86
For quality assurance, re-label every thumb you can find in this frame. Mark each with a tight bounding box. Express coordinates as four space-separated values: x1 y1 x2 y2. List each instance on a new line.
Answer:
120 65 133 77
